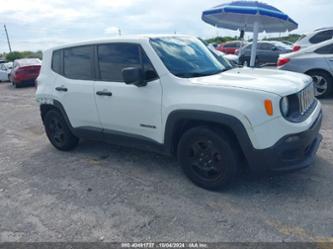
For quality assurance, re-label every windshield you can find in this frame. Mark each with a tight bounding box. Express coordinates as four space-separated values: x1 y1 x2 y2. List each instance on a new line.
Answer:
150 37 227 78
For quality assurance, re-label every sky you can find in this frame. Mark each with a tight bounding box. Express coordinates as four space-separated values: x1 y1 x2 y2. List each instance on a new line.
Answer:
0 0 331 52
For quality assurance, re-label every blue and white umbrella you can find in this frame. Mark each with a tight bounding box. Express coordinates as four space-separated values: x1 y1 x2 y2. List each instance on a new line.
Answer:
202 1 298 67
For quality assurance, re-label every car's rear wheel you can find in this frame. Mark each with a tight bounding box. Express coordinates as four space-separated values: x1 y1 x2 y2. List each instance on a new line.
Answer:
44 110 79 151
307 71 333 98
177 127 239 190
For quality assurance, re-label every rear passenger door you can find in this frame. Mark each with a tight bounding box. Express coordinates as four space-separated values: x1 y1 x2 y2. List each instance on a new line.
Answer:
94 43 162 142
52 46 102 129
315 44 333 71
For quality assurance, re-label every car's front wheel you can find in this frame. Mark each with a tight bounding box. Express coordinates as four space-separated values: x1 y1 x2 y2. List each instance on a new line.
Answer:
44 110 79 151
307 70 333 98
177 127 239 190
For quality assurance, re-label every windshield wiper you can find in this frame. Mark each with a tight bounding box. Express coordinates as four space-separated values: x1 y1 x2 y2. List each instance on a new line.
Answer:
176 70 225 78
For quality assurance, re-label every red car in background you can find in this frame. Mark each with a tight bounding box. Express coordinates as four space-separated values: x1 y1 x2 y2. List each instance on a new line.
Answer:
10 58 41 88
216 41 242 54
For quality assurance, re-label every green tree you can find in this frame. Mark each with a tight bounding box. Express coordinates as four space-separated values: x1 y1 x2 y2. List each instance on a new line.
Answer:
6 51 24 61
206 36 238 45
5 50 43 61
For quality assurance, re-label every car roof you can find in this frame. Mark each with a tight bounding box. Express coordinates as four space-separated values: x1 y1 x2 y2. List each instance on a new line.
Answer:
314 27 333 32
247 40 283 45
47 34 194 51
15 58 41 66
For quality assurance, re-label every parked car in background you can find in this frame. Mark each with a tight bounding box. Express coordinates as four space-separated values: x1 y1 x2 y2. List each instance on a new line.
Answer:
216 41 243 54
278 39 333 98
238 41 292 67
293 27 333 52
0 62 13 82
211 48 239 67
201 39 239 66
10 58 41 88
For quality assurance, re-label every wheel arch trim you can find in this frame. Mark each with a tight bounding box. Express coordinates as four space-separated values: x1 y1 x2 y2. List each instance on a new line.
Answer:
305 68 333 79
40 100 74 130
164 110 255 159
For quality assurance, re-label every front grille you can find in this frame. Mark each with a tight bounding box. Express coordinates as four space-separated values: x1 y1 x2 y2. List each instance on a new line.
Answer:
298 83 315 115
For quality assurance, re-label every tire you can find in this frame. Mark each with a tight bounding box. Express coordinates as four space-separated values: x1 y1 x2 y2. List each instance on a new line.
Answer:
177 126 239 190
307 70 333 98
241 57 258 67
44 110 79 151
11 80 18 88
239 57 248 67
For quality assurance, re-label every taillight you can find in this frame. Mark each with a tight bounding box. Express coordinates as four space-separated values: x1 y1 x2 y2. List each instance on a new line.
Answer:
15 68 27 75
15 66 41 75
277 57 290 67
293 45 301 52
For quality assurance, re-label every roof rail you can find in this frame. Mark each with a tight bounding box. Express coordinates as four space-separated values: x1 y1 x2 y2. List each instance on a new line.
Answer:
314 27 333 31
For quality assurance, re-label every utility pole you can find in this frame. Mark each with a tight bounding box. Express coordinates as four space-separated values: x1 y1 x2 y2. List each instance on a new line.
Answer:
4 25 12 53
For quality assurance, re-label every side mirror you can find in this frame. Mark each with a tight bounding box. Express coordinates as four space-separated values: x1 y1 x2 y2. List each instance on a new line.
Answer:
272 46 278 51
122 67 146 87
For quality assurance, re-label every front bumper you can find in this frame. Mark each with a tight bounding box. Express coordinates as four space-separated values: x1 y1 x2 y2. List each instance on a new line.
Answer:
248 111 323 172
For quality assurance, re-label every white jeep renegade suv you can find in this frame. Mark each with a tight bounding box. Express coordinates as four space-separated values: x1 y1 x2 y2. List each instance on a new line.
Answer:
36 35 322 190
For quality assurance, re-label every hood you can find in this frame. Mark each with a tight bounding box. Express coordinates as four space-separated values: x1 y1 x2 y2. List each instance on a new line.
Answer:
189 67 312 96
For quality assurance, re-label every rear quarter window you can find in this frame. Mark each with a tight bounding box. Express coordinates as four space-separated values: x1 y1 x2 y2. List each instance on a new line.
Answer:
52 50 62 74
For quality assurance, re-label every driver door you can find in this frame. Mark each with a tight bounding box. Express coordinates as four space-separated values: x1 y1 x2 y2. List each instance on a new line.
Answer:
94 43 162 142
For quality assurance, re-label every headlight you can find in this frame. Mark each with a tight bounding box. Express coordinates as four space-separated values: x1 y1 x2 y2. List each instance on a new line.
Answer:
280 97 289 117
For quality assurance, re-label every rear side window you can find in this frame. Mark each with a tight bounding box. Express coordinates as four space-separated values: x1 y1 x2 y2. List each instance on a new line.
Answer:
310 30 333 44
97 43 158 82
63 46 94 80
315 44 333 54
52 50 62 74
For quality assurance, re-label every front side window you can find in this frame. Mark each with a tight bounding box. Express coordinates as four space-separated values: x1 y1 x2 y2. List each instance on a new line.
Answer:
150 37 227 78
97 43 140 82
142 52 159 82
97 43 158 82
259 43 274 50
63 46 94 80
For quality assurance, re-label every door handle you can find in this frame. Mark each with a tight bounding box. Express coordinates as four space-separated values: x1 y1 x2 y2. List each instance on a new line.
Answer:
96 90 112 97
55 86 68 92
